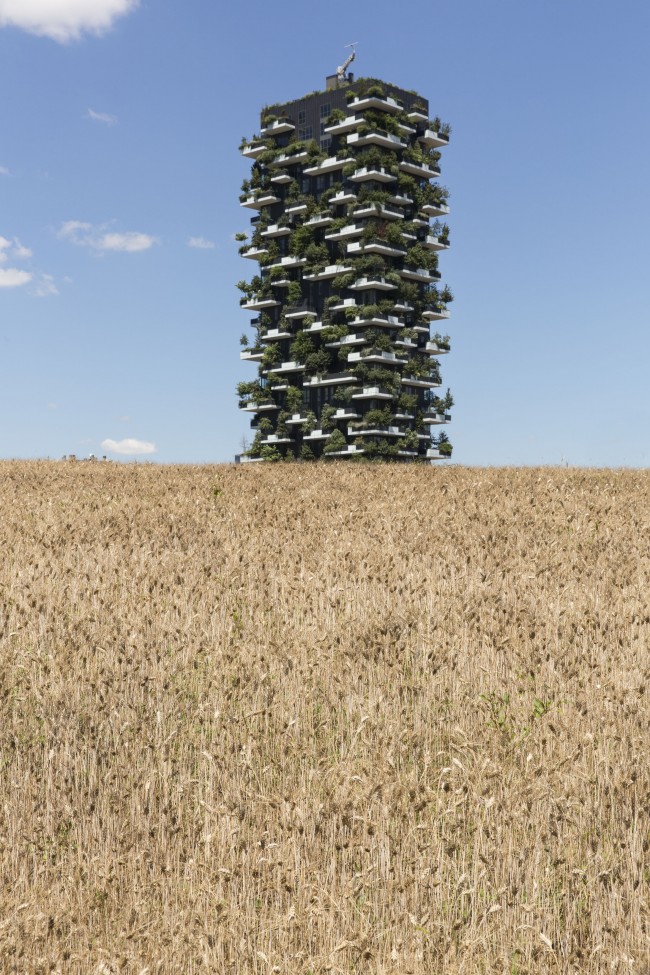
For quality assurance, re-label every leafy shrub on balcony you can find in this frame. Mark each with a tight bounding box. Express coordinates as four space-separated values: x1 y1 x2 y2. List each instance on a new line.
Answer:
286 282 302 305
432 333 451 351
305 349 332 373
260 445 283 462
363 407 392 426
289 224 315 255
300 443 315 460
324 429 347 453
290 332 314 362
433 431 452 456
320 404 337 430
405 244 438 270
284 385 303 413
261 344 281 369
327 108 346 125
399 429 420 452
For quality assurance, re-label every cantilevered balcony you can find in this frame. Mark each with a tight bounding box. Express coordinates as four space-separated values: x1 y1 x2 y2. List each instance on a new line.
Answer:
304 155 355 176
323 114 365 135
273 361 306 374
285 202 309 216
303 429 330 441
420 128 450 149
348 167 396 183
270 172 293 185
324 333 366 348
422 412 451 425
330 189 358 205
260 223 291 238
421 202 450 217
239 348 264 362
346 131 407 150
260 119 295 136
423 235 449 251
347 240 406 258
426 446 450 460
425 340 450 355
388 193 414 208
285 305 317 320
349 276 397 291
266 255 307 271
325 445 366 457
399 267 440 283
240 192 280 210
398 159 441 180
352 203 404 221
348 94 403 113
241 141 268 159
401 375 442 388
273 150 309 167
260 327 291 342
306 212 334 228
351 313 401 329
303 372 359 387
304 264 352 282
286 414 312 426
325 224 365 241
333 408 361 420
407 109 429 124
240 296 280 311
328 297 359 313
422 305 451 321
239 401 278 412
260 434 293 445
352 386 394 400
240 245 269 261
347 350 408 365
348 425 403 437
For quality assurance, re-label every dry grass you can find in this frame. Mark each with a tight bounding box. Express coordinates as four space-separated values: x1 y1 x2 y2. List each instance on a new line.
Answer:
0 460 648 974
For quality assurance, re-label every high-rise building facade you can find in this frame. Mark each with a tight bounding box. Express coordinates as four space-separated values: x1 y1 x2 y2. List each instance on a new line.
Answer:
237 70 453 462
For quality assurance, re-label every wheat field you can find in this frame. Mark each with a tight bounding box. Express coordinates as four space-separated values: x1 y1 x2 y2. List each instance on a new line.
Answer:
0 461 648 974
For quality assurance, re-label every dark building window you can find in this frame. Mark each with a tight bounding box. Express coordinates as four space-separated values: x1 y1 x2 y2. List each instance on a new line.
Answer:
298 110 306 125
320 102 331 118
298 125 313 140
320 136 332 151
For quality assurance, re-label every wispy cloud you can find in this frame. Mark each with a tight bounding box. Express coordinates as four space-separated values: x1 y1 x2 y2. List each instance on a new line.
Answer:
188 236 216 250
0 268 33 288
0 0 140 43
0 235 33 287
0 166 10 176
58 221 158 253
34 273 59 297
101 437 156 456
0 236 31 262
86 108 117 126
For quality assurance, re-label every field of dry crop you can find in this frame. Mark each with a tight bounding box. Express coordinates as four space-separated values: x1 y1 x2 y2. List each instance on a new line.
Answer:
0 460 648 974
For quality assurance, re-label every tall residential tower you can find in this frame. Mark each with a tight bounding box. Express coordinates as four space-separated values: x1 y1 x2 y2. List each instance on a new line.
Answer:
237 68 453 462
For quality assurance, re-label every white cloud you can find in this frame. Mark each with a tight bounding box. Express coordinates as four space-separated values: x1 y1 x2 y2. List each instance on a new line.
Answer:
0 236 32 262
0 268 33 288
0 0 139 43
87 108 117 126
34 273 59 297
58 220 158 253
188 236 216 250
100 231 156 252
101 437 156 456
0 166 10 176
13 239 32 259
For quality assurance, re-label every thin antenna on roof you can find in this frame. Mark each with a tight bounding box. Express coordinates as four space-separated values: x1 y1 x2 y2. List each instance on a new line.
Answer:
337 42 358 83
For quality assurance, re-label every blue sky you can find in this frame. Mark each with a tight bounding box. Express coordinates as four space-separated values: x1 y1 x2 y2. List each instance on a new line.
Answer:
1 0 649 465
